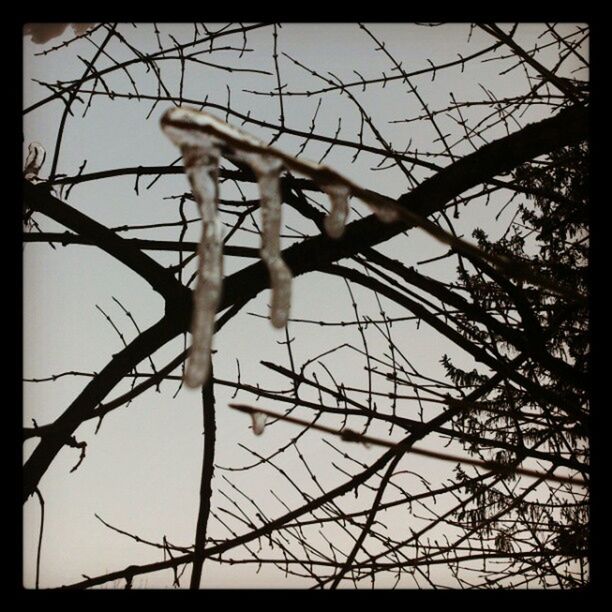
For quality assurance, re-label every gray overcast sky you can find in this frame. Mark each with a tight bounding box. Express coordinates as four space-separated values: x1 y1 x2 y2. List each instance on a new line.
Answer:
23 23 588 588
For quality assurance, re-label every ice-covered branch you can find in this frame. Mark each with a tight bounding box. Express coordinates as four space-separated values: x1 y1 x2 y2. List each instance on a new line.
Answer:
161 105 587 388
162 107 356 387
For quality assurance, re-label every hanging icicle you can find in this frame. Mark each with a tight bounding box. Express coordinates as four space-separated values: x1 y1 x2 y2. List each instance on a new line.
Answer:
237 151 292 328
160 106 402 388
181 142 223 388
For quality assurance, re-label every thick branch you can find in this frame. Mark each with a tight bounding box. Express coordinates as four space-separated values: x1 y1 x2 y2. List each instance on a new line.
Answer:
23 182 190 306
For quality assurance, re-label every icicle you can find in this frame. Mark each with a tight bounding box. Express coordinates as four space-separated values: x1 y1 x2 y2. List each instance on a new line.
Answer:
162 107 294 333
322 183 351 239
250 411 267 436
238 152 292 328
24 142 46 183
160 106 407 387
181 142 222 388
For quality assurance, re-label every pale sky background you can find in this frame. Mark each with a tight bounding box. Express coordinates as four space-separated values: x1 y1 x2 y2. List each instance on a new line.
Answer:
23 23 588 589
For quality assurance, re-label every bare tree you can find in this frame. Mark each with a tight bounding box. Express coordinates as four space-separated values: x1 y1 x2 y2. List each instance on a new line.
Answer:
22 22 589 589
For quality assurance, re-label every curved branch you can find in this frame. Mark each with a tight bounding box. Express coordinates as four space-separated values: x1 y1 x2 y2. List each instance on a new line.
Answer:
23 315 183 502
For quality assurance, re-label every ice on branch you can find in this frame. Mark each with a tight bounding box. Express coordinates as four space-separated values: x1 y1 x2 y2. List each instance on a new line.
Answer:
24 143 46 183
250 411 267 436
161 106 400 388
